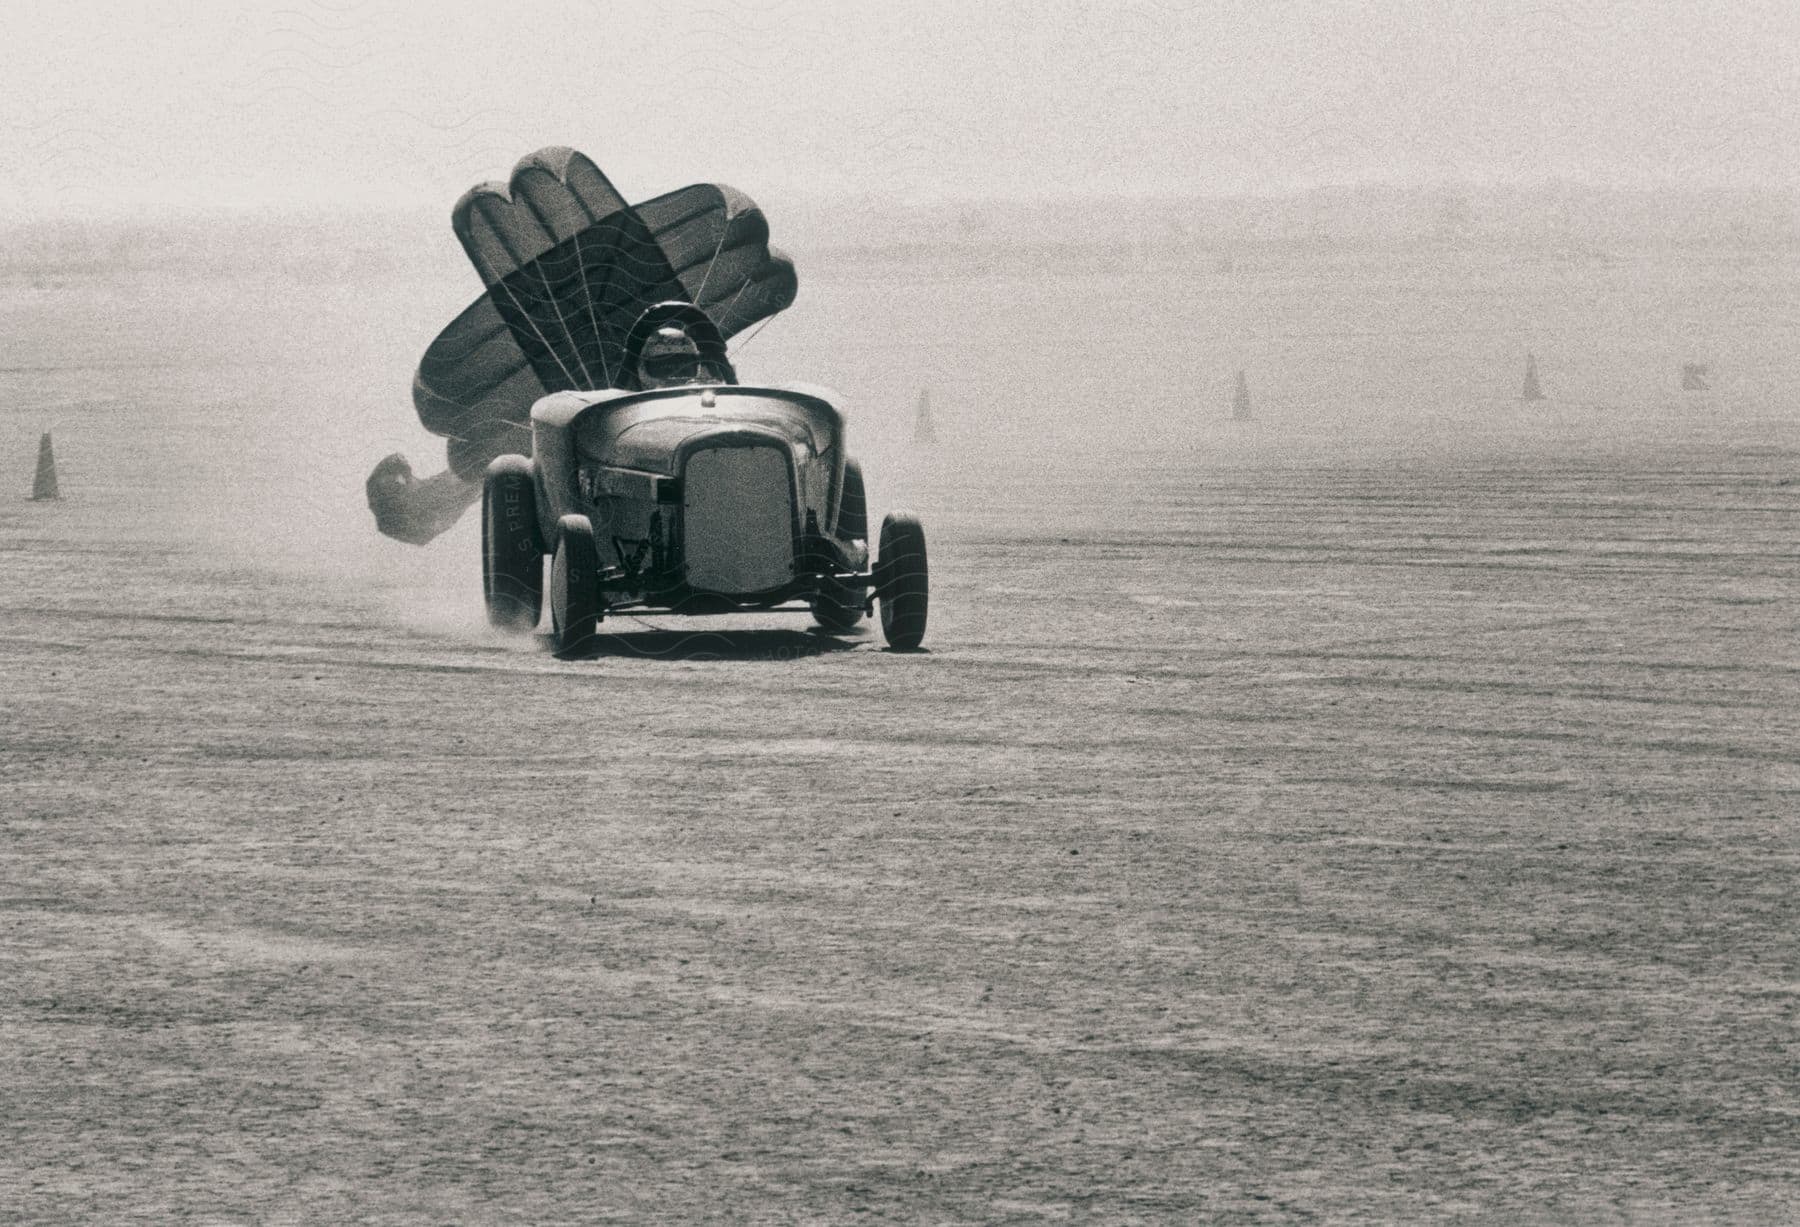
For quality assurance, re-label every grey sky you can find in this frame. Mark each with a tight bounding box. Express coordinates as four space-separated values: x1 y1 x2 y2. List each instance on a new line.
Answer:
3 0 1795 216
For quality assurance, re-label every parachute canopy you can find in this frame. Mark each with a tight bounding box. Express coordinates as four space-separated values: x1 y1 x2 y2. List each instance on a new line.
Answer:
414 148 798 478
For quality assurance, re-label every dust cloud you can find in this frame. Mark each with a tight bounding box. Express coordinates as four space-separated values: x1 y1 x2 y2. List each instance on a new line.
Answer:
6 205 1797 627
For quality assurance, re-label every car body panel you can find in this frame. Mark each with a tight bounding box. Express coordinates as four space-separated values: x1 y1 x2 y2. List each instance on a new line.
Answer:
526 384 861 608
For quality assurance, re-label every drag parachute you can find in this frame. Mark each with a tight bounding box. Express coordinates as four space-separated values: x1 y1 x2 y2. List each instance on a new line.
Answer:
413 147 798 478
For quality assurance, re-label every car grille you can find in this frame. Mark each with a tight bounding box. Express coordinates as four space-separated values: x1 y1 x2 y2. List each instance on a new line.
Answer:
682 445 794 594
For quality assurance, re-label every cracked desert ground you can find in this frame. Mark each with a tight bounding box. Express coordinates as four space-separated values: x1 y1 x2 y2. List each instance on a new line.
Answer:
3 230 1796 1222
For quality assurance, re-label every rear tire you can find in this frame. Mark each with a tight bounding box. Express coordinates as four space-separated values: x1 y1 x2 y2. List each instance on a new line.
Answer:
482 456 542 631
876 511 929 650
550 515 601 657
836 458 868 542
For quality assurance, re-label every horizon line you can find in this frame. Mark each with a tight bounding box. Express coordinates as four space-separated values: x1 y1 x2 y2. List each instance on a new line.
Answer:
2 173 1796 225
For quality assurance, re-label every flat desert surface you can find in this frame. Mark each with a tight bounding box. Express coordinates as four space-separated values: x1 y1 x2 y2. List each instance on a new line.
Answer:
3 232 1797 1222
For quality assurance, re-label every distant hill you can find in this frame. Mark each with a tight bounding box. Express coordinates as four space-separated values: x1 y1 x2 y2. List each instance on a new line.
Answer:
2 183 1792 282
783 182 1799 257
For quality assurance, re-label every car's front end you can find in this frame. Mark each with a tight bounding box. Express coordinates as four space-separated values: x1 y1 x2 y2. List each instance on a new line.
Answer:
530 385 867 615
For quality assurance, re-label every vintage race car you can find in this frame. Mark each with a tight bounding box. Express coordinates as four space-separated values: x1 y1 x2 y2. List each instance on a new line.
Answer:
366 148 929 656
480 378 928 656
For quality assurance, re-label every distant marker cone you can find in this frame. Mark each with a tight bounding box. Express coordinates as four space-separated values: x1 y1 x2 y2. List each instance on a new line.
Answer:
1520 353 1545 402
30 432 59 501
1681 362 1710 392
914 388 935 444
1232 369 1253 420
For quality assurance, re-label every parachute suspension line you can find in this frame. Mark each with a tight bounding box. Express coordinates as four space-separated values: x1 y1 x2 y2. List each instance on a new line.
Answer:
474 199 594 385
573 230 613 388
526 237 597 389
730 311 777 356
530 173 612 388
690 213 733 309
436 415 530 446
492 277 585 393
714 274 758 336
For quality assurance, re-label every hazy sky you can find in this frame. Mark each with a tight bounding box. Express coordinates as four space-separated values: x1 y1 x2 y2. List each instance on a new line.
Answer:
3 0 1795 216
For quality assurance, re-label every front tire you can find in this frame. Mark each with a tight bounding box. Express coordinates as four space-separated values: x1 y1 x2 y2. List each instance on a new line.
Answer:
876 511 929 650
482 456 542 631
550 515 601 657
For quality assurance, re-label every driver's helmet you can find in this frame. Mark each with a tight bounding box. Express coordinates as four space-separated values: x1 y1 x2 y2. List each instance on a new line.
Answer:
637 325 707 388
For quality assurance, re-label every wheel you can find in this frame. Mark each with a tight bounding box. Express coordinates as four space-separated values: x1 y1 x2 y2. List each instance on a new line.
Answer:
876 510 928 650
810 577 866 633
836 458 868 542
481 455 542 631
550 515 601 657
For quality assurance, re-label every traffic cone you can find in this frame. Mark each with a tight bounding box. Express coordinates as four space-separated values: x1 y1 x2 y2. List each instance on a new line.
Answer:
1232 370 1252 420
30 432 58 500
1520 353 1545 402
